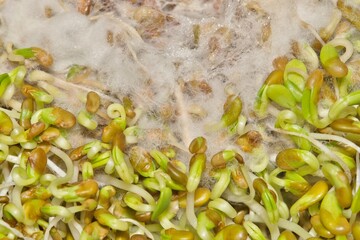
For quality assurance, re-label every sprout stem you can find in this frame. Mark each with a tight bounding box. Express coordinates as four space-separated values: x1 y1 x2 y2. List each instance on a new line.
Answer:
0 107 20 119
122 218 155 240
246 200 280 240
277 218 312 239
11 185 23 214
52 76 118 103
227 193 280 240
310 132 360 153
68 219 82 240
186 191 198 229
301 21 326 46
43 216 62 240
47 158 66 177
96 174 155 205
0 182 15 189
174 84 192 146
48 146 74 198
328 38 354 63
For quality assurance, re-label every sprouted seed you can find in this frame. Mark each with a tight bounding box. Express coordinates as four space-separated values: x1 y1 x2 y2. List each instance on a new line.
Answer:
0 1 360 240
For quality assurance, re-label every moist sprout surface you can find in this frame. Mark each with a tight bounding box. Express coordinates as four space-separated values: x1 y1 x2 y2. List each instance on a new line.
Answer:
0 0 360 240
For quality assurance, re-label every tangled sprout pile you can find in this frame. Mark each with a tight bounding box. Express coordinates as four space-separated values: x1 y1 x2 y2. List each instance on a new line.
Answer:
1 0 360 240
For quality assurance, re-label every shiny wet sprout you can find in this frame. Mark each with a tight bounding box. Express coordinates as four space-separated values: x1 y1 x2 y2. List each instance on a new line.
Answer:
1 9 360 240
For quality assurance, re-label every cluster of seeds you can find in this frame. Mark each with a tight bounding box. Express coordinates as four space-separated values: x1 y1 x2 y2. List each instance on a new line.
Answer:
0 1 360 240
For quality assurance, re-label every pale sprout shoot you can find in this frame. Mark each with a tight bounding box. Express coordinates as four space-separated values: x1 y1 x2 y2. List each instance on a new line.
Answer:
0 0 360 240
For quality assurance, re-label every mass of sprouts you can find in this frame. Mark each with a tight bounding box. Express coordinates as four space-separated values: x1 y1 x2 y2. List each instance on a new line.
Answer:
0 0 360 240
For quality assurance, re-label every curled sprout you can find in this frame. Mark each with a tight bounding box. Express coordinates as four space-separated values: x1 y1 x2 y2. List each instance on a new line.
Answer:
320 43 348 78
283 59 307 102
275 110 311 150
255 69 283 117
77 110 98 130
0 8 360 240
107 103 126 124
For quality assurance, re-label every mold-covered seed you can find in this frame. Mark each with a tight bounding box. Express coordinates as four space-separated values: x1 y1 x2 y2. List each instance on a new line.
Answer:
77 0 92 15
32 47 53 67
236 130 262 152
272 56 288 71
320 44 348 78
